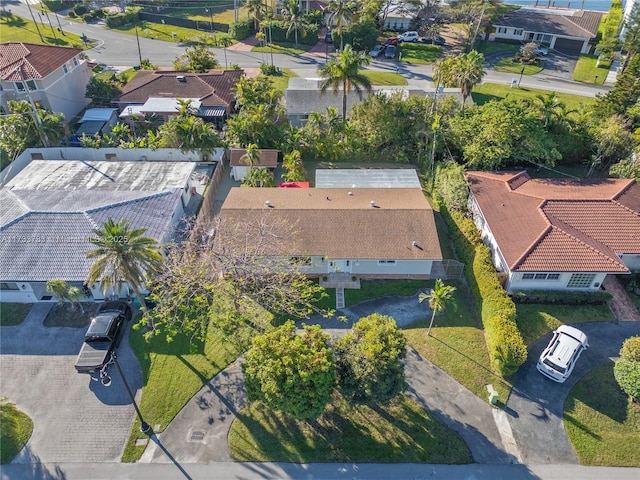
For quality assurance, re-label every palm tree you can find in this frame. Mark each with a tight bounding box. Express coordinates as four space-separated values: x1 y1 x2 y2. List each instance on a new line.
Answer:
283 0 305 46
326 0 354 51
242 166 275 187
240 143 261 167
533 92 570 130
434 50 485 108
283 149 306 181
86 218 163 320
246 0 268 30
418 279 456 336
319 44 372 120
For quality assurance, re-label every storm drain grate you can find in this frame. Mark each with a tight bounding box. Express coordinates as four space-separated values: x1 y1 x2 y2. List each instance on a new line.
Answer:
191 430 205 441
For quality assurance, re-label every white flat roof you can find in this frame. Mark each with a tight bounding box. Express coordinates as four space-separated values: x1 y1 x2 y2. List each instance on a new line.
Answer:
315 169 421 188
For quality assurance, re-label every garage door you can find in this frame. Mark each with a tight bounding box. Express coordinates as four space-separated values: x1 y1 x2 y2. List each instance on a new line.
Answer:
553 38 584 53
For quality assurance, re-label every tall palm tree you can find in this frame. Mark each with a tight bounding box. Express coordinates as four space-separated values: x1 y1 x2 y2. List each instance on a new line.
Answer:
283 0 305 46
246 0 267 30
418 279 456 336
326 0 354 51
434 50 485 108
86 218 163 318
319 44 372 120
240 143 261 167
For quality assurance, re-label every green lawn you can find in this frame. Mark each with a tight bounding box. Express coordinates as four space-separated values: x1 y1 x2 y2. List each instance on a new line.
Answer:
403 284 513 406
253 42 313 55
472 82 596 110
269 68 298 93
573 55 609 85
0 303 32 327
474 40 520 56
228 393 472 463
515 303 615 346
0 402 33 464
0 13 88 48
564 362 640 466
121 313 246 462
493 57 544 75
399 43 442 65
363 70 407 86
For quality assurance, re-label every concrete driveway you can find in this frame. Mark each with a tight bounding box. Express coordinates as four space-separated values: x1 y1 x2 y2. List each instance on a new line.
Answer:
505 321 640 464
0 303 142 463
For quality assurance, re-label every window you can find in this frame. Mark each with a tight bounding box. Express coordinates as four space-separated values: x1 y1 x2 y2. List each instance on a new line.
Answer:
62 64 68 74
378 260 397 266
514 29 523 36
73 57 78 67
0 282 19 290
567 273 596 288
14 82 25 92
522 273 560 281
522 273 535 280
497 27 507 34
26 80 37 91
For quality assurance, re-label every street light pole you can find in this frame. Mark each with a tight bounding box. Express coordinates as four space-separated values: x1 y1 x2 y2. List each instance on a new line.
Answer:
518 66 525 87
135 23 143 65
101 352 150 433
269 21 274 66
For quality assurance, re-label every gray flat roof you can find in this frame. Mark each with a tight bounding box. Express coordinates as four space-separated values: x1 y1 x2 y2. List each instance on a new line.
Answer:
315 169 421 188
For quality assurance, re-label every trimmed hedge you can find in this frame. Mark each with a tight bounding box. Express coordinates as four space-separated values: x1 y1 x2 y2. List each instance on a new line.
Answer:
262 20 319 46
229 20 250 40
511 289 612 305
105 7 140 28
439 204 527 377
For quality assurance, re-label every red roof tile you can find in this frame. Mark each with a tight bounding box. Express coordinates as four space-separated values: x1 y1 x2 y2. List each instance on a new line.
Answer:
466 171 640 273
0 42 82 81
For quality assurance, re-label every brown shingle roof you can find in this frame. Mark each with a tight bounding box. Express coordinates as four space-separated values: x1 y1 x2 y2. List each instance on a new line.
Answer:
116 69 243 110
219 187 442 260
0 42 82 81
229 148 279 167
495 9 602 39
466 171 640 273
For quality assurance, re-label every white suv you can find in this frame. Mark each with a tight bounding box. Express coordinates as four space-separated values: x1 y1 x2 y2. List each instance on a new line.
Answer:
398 31 419 43
537 325 589 383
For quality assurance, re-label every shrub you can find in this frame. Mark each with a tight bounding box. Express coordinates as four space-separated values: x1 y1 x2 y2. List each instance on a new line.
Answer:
619 336 640 362
614 359 640 401
104 7 140 29
229 20 250 40
259 63 281 76
510 290 612 305
73 3 87 15
67 10 76 18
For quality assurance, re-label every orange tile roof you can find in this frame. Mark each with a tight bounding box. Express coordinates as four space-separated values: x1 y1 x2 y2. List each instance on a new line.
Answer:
0 42 82 81
466 171 640 273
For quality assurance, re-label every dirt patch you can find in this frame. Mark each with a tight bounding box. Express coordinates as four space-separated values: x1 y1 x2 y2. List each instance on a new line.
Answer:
43 303 100 328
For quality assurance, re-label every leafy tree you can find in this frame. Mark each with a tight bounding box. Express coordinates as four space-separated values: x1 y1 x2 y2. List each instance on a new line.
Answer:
283 0 305 46
297 107 350 161
147 215 329 343
85 74 122 106
282 149 306 181
614 336 640 401
588 114 635 176
173 45 220 72
610 152 640 180
339 18 379 51
319 44 372 120
435 160 469 211
334 314 407 404
155 99 221 155
234 74 283 111
531 92 569 130
418 279 456 336
242 321 335 419
623 3 640 62
242 167 275 187
86 218 163 320
446 0 497 50
326 0 355 50
0 111 30 163
246 0 268 30
434 50 485 107
594 53 640 118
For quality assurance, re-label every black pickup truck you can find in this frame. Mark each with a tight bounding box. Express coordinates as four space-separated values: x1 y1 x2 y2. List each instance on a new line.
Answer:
74 301 132 373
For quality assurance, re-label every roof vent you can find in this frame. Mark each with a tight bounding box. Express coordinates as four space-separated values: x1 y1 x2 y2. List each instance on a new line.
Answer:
370 200 376 207
265 200 271 207
177 75 186 82
412 241 417 247
348 191 353 196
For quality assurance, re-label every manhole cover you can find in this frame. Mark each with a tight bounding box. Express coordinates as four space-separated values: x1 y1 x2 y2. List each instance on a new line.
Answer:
191 430 205 441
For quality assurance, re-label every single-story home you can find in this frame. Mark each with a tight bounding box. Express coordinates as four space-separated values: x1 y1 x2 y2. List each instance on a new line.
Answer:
229 148 279 181
466 171 640 294
285 78 465 126
115 69 243 128
218 187 443 281
0 160 202 303
492 7 603 54
0 42 91 120
380 2 417 31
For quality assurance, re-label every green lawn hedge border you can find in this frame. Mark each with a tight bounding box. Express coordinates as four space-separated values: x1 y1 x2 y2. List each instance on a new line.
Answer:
439 203 527 377
511 290 612 305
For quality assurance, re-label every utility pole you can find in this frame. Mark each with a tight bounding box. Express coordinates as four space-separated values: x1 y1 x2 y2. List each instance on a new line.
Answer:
234 0 238 23
470 0 488 51
135 23 143 65
25 1 44 42
269 21 274 66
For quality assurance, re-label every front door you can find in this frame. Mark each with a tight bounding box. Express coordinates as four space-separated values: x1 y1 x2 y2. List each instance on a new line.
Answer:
329 260 351 273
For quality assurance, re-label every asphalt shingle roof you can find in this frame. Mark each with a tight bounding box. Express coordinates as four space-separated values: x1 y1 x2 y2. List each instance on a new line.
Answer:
466 171 640 274
495 9 602 39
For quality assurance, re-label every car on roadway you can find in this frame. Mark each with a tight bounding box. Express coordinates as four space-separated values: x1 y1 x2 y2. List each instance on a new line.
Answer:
398 31 419 43
384 45 397 59
536 325 589 383
369 44 385 57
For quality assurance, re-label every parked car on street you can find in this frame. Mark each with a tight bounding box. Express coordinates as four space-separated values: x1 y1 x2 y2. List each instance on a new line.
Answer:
384 45 397 59
325 31 332 43
369 44 386 57
421 36 446 46
536 325 589 383
382 36 400 47
398 31 419 43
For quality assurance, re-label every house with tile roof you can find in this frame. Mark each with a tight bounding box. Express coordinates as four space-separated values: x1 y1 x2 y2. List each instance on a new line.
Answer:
218 187 443 285
115 69 243 129
0 42 91 120
466 171 640 294
0 160 199 303
492 7 603 54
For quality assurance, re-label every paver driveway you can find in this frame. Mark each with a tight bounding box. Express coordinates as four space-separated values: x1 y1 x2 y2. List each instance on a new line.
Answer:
0 303 142 463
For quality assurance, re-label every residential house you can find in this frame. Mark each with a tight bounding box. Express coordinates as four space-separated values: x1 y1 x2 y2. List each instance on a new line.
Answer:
0 42 91 120
492 7 603 54
285 77 465 126
0 159 203 303
115 69 243 129
466 171 640 294
229 148 279 181
218 187 443 283
380 2 418 31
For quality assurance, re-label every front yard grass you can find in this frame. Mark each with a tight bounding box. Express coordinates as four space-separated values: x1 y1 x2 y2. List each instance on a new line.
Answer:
403 284 512 406
363 70 407 86
493 57 544 75
0 303 32 327
0 12 87 48
0 401 33 464
270 68 298 93
573 55 609 84
564 362 640 466
121 315 244 462
474 40 520 56
515 303 615 346
228 392 472 463
472 82 596 111
399 43 442 64
253 42 312 55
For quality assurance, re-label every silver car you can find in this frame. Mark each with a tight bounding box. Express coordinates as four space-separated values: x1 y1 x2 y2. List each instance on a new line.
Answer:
537 325 589 383
369 45 385 57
